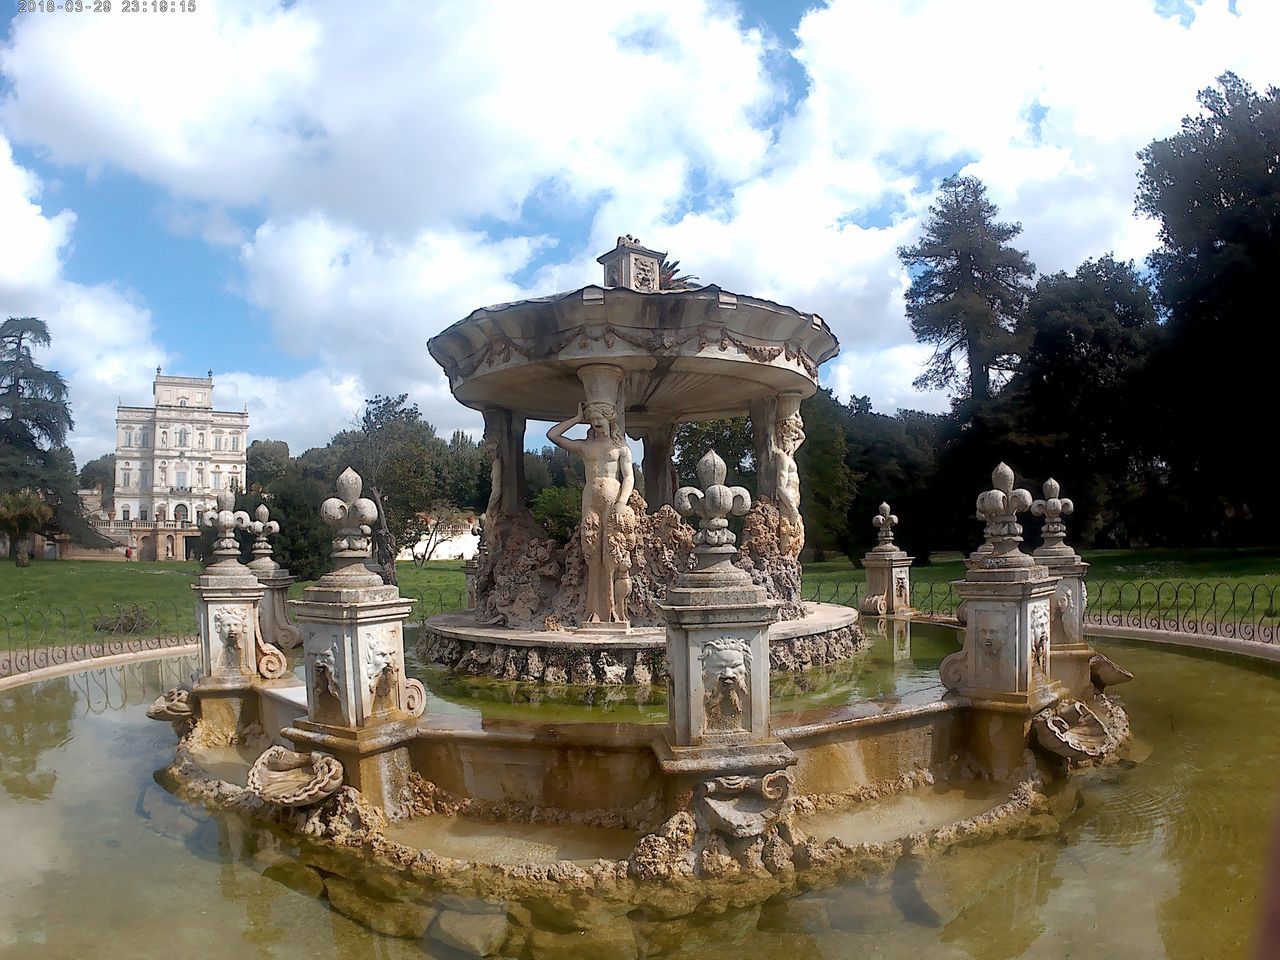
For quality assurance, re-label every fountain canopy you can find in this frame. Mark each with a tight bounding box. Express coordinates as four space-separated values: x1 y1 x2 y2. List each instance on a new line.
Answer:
427 236 840 435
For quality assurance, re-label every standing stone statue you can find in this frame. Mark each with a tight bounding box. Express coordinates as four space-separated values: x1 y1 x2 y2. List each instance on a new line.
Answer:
774 398 805 559
547 400 637 628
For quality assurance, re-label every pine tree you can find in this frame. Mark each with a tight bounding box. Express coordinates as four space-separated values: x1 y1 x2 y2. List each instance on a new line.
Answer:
899 176 1035 404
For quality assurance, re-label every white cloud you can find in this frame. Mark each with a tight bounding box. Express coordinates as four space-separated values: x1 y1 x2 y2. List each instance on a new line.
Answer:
4 0 1280 458
0 134 167 465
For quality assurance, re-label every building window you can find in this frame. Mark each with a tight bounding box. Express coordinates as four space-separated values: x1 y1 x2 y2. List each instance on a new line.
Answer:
214 435 223 451
124 430 133 447
231 435 240 452
176 470 188 488
139 507 148 521
178 399 187 407
212 470 222 489
174 504 188 523
177 428 189 447
122 470 131 487
121 505 130 521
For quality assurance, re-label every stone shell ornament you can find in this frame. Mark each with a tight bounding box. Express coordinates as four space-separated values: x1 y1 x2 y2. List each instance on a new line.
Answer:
247 746 344 807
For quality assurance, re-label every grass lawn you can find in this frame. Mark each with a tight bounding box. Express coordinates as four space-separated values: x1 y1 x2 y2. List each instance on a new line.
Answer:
4 546 1279 650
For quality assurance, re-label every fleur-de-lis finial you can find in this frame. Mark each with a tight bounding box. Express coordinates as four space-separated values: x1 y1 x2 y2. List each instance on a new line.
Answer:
249 503 280 559
320 468 379 560
872 502 899 546
204 487 250 560
1032 478 1075 556
975 463 1034 566
675 450 752 551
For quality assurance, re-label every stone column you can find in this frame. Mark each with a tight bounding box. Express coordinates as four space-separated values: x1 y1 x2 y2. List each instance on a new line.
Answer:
940 463 1065 778
749 396 779 501
640 424 678 512
286 468 425 816
1032 479 1092 698
481 407 527 521
246 504 303 651
860 502 914 616
655 450 794 863
192 489 284 743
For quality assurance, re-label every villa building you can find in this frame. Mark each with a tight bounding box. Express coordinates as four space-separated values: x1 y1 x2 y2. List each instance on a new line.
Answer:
94 369 249 560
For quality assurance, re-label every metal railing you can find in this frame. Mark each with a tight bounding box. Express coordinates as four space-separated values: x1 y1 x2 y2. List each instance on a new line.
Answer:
1 599 198 679
1083 579 1280 644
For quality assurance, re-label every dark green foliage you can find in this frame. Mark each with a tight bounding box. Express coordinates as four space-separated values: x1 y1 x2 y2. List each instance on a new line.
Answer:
796 388 854 561
674 418 755 491
530 484 583 545
1136 71 1280 543
246 439 290 490
78 453 116 509
899 176 1035 404
0 317 111 553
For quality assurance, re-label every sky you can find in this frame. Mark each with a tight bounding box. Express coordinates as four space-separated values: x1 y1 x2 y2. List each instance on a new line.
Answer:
1 0 1276 466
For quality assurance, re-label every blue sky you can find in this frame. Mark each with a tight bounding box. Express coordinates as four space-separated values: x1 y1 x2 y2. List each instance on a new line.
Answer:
1 0 1273 465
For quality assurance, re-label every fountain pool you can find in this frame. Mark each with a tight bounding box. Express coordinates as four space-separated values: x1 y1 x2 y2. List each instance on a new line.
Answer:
2 628 1277 959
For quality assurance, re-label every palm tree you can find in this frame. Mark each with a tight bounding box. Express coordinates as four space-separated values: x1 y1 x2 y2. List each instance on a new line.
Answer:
0 491 53 567
659 258 700 291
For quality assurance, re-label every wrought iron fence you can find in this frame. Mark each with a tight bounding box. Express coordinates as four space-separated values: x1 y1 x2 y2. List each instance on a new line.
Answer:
406 588 469 625
1083 579 1280 644
0 599 198 679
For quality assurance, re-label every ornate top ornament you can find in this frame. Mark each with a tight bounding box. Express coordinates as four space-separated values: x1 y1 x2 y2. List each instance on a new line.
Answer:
974 463 1034 566
1031 478 1075 554
675 451 752 550
204 488 250 562
314 467 384 588
321 468 379 559
249 503 280 559
872 502 898 547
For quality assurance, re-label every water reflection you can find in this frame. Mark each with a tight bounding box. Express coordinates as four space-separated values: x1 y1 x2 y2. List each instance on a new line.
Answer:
0 642 1277 958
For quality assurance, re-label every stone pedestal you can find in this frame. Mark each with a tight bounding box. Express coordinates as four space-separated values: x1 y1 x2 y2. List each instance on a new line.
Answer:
285 468 426 817
939 464 1067 778
655 450 794 856
860 503 913 616
246 504 303 651
1032 479 1092 699
193 493 276 743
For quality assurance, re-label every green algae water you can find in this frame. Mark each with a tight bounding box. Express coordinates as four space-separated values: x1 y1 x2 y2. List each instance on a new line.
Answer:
2 636 1278 959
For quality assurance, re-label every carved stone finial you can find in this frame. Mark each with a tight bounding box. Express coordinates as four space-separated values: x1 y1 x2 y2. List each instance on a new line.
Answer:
675 451 752 550
204 487 250 562
321 468 379 560
249 503 280 559
1031 478 1075 556
872 501 898 546
974 462 1034 567
316 468 383 588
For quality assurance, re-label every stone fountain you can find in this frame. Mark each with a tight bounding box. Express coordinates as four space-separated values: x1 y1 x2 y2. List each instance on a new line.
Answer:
421 236 863 684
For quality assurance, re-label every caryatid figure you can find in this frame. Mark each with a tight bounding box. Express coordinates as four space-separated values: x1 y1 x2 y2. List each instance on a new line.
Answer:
547 400 637 626
775 396 805 558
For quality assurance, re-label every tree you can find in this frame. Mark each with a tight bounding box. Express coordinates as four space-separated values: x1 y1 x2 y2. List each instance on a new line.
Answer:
79 453 116 510
660 257 700 290
795 388 854 560
899 176 1035 404
246 440 291 491
674 418 755 491
1137 72 1280 543
332 395 448 585
0 316 109 555
530 485 583 544
996 255 1161 545
410 503 473 563
0 491 52 566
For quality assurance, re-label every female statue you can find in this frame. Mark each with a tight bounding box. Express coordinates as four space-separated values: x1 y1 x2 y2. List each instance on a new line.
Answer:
547 401 636 626
775 410 805 558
